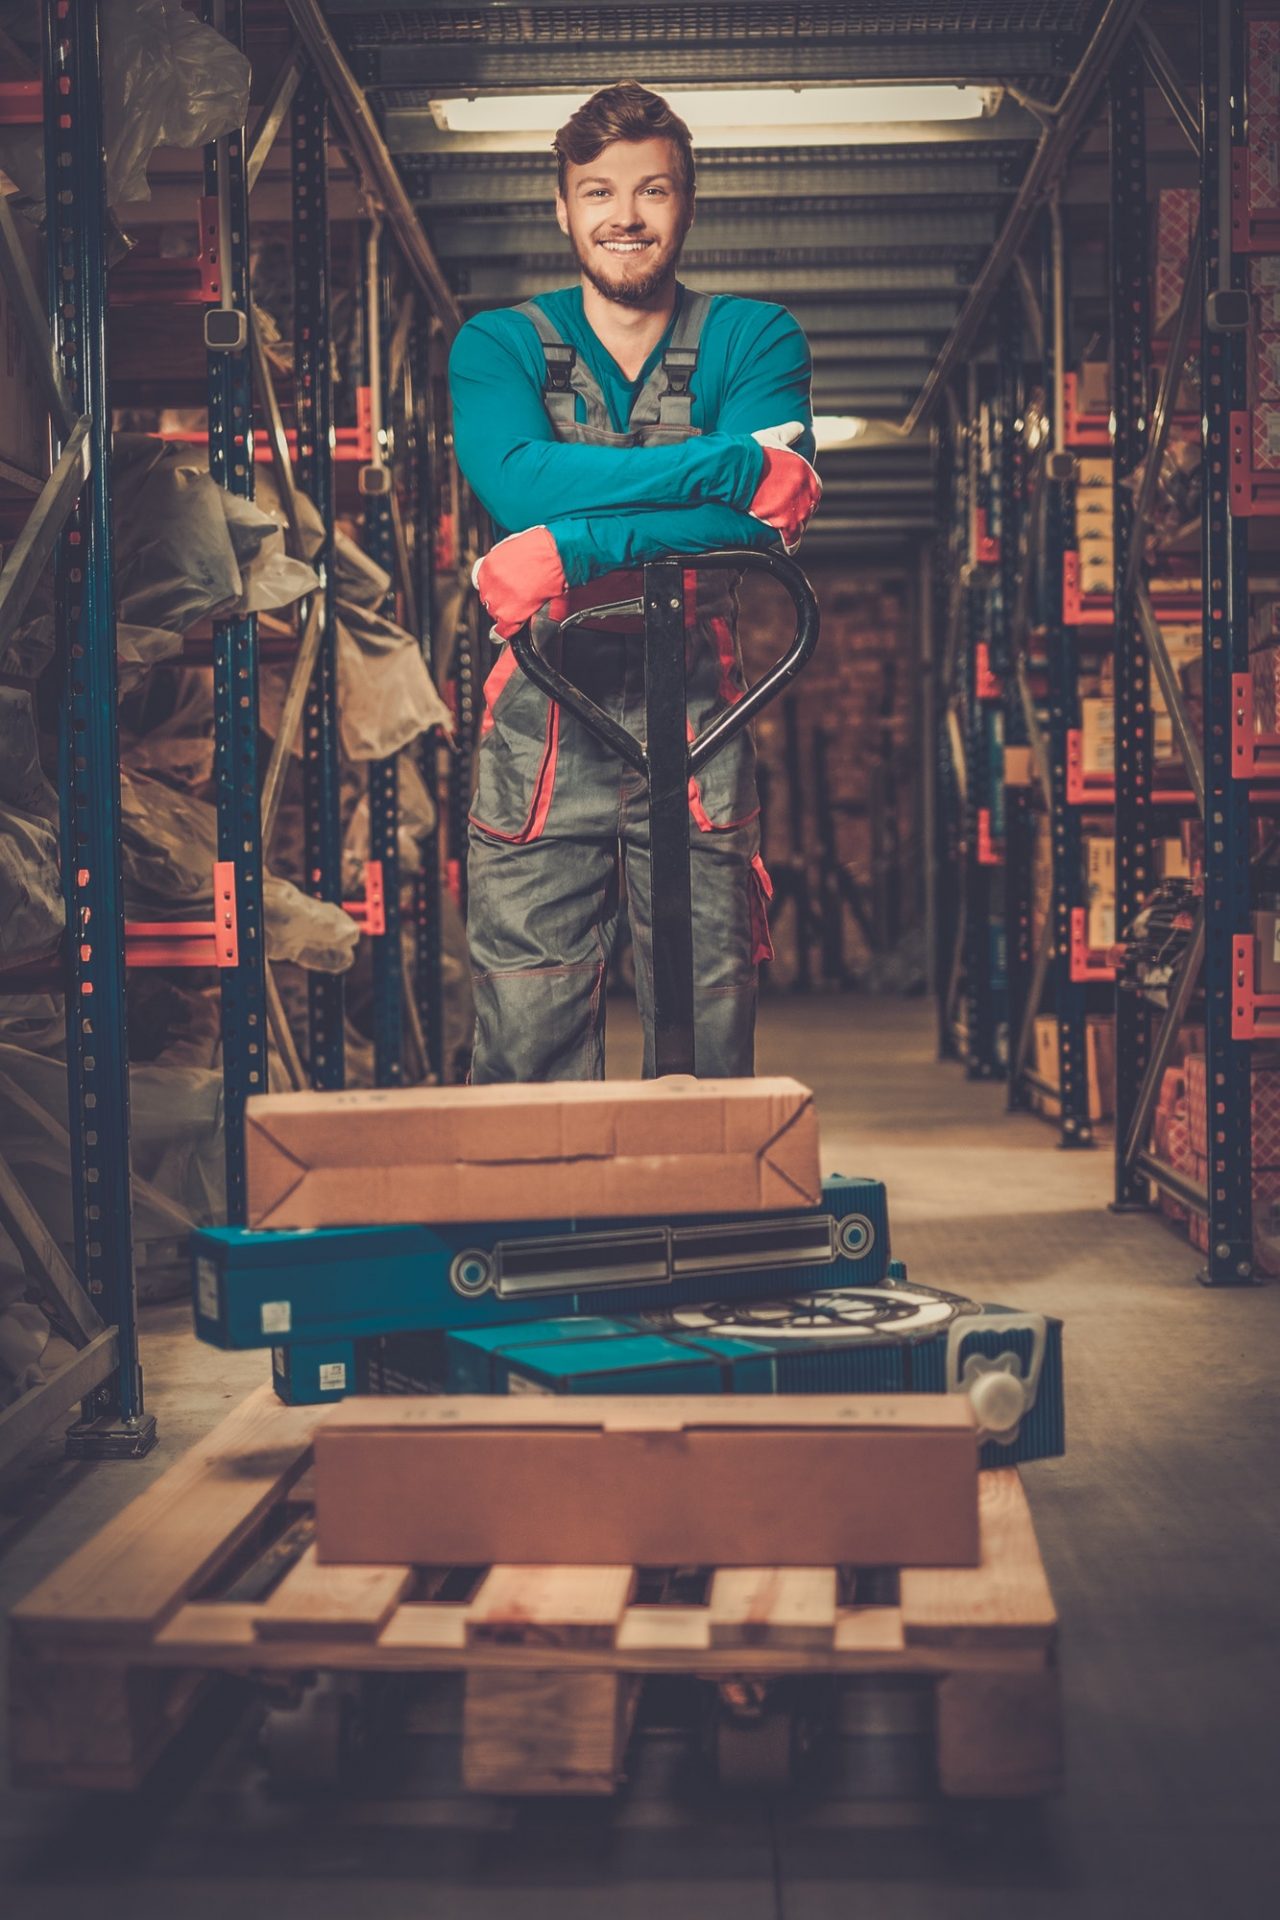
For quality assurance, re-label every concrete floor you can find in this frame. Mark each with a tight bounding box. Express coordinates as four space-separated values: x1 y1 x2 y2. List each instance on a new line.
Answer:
2 995 1279 1919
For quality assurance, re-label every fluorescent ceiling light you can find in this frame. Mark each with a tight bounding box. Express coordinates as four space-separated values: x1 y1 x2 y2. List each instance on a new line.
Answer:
812 415 868 451
431 87 997 140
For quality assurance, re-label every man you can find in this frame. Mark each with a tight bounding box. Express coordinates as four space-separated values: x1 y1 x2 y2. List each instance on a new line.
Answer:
450 81 820 1083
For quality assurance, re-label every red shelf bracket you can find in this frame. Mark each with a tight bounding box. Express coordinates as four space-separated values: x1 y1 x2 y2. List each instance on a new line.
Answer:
344 859 386 937
1233 934 1280 1039
971 504 999 566
976 809 1003 866
975 641 1002 700
1229 409 1280 516
124 860 239 969
0 80 42 125
1230 670 1280 781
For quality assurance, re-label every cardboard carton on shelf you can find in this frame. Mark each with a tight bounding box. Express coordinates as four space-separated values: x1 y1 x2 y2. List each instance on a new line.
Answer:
1077 360 1110 415
312 1394 982 1569
244 1076 821 1230
1154 187 1198 336
1086 836 1116 949
1080 698 1116 776
1076 456 1113 492
1031 1016 1115 1124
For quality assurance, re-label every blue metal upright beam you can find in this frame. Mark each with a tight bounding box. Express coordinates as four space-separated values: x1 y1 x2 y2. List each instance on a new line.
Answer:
411 320 445 1081
361 229 404 1088
1110 38 1155 1207
44 0 154 1454
962 569 998 1078
207 0 267 1212
1045 465 1093 1148
995 281 1033 1110
292 69 344 1089
1200 0 1254 1281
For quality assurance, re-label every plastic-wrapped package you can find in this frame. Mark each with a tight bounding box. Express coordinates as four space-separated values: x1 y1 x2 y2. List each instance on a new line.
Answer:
334 529 393 609
118 767 359 975
0 688 63 967
342 749 438 893
0 0 249 220
113 436 320 633
253 462 327 563
113 435 243 632
220 492 320 616
120 668 216 792
0 1037 227 1246
0 808 62 968
336 600 454 761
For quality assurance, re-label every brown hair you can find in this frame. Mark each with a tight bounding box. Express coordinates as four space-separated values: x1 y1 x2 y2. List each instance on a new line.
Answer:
553 82 696 200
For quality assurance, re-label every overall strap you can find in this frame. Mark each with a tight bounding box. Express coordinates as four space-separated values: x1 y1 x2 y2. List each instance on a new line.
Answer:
516 299 581 430
656 287 714 428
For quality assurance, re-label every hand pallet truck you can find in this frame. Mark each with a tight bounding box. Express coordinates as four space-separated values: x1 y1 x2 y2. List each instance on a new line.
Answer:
511 546 820 1075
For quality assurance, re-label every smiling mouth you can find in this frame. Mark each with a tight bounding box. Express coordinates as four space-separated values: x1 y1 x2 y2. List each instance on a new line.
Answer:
598 238 654 255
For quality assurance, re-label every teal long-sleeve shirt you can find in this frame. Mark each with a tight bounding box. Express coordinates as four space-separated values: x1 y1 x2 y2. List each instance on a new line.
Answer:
448 283 815 587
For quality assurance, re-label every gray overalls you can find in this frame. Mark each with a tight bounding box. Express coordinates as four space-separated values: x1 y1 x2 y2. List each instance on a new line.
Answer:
467 288 772 1083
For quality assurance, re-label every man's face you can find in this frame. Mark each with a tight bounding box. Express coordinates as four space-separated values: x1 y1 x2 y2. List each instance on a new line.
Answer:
556 135 694 307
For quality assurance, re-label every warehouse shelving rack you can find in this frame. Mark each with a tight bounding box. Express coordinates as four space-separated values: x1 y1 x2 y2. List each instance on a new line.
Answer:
940 2 1265 1286
0 0 468 1465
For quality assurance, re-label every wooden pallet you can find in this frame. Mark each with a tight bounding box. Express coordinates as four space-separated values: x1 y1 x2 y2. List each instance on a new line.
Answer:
10 1386 1062 1799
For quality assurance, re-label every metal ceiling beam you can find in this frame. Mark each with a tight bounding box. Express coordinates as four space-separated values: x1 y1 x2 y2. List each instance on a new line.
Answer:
283 0 462 333
395 145 1031 202
902 0 1148 433
455 260 974 301
358 43 1077 91
809 334 946 362
785 299 963 336
810 361 937 388
424 207 1001 259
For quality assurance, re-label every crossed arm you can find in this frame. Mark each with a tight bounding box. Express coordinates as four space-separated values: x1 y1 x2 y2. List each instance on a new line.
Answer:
449 303 816 587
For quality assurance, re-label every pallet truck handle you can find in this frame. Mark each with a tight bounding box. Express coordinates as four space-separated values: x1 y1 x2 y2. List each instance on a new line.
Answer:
507 548 819 1077
508 547 819 778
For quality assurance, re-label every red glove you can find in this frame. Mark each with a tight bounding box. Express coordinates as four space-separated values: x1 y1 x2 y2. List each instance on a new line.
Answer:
472 526 568 640
748 447 822 552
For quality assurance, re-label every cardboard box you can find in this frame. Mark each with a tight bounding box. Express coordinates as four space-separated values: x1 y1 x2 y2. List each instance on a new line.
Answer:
1086 837 1116 950
0 214 50 485
313 1394 981 1569
1080 698 1115 775
1155 187 1197 335
245 1077 821 1229
1077 360 1109 415
1031 1015 1114 1122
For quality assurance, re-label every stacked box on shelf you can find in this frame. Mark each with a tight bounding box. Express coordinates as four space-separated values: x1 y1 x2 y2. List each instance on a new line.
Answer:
1185 1051 1280 1272
1075 458 1114 598
1151 623 1203 763
1031 1016 1115 1123
1080 697 1115 776
1249 259 1280 471
1150 1064 1192 1226
1085 836 1116 949
1154 186 1198 338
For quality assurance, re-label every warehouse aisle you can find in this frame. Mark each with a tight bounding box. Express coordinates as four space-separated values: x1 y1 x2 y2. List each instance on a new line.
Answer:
2 995 1278 1920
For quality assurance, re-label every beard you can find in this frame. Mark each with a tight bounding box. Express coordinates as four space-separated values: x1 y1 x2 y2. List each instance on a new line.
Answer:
569 221 689 308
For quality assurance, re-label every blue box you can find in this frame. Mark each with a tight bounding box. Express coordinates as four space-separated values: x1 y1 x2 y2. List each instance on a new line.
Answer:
192 1173 890 1353
445 1280 1064 1469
